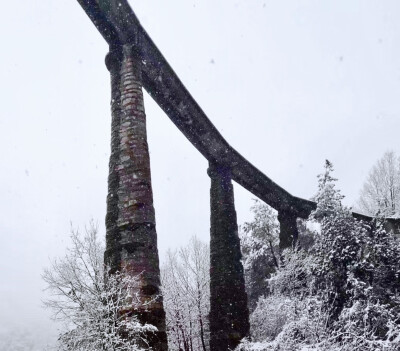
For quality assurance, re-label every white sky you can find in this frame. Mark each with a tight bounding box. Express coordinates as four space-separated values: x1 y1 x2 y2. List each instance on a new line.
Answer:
1 0 400 346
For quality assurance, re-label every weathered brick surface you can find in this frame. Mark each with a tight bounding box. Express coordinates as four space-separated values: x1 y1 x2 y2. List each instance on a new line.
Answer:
208 163 250 351
104 44 167 351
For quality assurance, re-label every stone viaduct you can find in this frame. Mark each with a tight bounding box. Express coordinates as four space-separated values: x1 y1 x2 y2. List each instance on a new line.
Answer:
75 1 400 351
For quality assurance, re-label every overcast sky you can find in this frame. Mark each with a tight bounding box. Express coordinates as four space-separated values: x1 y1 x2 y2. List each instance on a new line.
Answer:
1 0 400 347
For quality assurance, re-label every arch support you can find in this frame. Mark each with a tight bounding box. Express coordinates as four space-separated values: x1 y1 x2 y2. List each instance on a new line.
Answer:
278 211 299 251
104 44 167 351
208 162 250 351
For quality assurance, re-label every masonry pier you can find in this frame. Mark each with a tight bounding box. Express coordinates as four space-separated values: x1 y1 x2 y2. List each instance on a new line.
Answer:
104 44 168 351
278 211 299 250
208 162 250 351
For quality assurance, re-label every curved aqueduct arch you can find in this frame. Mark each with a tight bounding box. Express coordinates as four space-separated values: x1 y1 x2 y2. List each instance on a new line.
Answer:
74 2 400 351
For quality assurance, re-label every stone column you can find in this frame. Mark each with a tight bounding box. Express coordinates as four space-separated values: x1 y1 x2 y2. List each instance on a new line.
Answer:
104 44 167 351
208 162 250 351
278 210 299 251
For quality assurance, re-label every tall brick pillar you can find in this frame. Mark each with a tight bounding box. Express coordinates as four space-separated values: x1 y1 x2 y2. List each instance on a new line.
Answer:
208 162 250 351
104 44 168 351
278 211 298 251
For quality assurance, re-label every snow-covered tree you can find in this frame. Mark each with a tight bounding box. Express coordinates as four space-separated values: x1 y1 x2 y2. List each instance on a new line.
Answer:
310 161 400 324
358 151 400 217
161 236 210 351
310 159 345 220
239 161 400 351
240 199 316 310
42 223 156 351
240 200 279 310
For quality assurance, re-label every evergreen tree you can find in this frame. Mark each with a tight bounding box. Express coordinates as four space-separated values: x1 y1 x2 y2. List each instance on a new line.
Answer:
241 161 400 351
